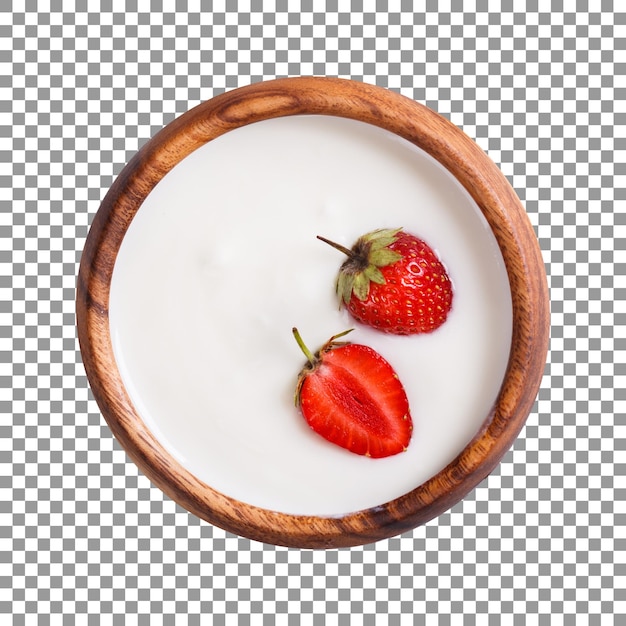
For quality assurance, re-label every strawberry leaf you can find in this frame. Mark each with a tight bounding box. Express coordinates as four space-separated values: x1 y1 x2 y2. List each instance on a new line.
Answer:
352 272 370 301
369 248 403 267
363 227 402 246
321 228 405 308
337 272 355 305
364 265 386 284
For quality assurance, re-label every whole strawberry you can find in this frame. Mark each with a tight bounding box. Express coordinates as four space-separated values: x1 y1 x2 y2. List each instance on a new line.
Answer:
292 328 412 458
318 228 453 335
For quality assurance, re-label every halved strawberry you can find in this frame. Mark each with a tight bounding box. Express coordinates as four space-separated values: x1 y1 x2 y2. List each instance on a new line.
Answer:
318 228 453 335
292 328 412 458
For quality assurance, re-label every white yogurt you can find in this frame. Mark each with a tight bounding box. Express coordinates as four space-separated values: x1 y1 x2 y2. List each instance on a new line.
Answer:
109 115 512 516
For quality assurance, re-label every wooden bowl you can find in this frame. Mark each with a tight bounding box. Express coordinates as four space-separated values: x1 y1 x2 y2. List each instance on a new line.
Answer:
76 77 549 548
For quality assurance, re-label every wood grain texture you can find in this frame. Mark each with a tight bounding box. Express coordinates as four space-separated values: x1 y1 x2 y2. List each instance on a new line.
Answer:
76 77 549 549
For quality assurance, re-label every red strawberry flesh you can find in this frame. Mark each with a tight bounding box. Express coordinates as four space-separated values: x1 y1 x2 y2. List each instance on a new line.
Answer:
293 329 412 458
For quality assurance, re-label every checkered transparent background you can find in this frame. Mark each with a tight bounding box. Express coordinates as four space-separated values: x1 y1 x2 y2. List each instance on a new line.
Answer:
2 2 624 622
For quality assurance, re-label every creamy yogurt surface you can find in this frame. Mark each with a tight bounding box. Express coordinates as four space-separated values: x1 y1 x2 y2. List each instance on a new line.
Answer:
109 115 513 516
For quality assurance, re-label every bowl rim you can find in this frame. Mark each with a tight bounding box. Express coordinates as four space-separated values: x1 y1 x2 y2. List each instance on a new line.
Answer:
76 76 549 549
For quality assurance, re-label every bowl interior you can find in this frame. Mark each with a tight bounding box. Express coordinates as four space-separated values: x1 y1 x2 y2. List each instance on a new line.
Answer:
108 114 513 517
77 77 549 548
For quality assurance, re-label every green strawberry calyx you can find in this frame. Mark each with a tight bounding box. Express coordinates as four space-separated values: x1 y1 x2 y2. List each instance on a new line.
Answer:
292 327 354 406
317 228 404 305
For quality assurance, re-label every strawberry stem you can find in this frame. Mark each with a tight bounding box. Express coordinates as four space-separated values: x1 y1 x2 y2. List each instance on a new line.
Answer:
292 327 316 365
317 235 354 258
